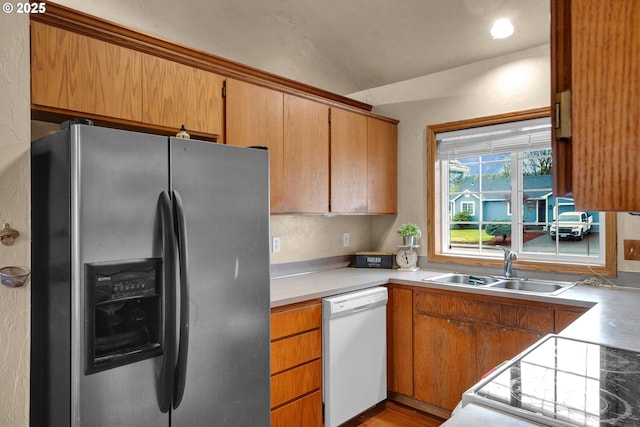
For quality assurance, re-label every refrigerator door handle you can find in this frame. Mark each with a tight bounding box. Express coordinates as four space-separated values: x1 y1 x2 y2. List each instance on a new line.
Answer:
172 190 190 409
158 191 177 413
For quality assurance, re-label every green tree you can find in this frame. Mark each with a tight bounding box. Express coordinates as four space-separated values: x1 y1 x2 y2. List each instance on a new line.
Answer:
485 221 511 243
451 210 472 229
523 149 552 176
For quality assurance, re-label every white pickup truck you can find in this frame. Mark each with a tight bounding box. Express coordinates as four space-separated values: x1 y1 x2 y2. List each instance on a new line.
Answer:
549 211 593 240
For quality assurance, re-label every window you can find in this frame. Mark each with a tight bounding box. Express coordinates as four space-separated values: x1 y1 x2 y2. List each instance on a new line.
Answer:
427 109 616 276
460 201 475 216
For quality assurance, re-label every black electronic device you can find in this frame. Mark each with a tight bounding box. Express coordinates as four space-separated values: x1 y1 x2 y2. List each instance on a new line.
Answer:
85 258 162 374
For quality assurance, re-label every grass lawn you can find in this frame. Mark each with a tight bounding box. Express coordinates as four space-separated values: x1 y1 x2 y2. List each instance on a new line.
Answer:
450 228 493 243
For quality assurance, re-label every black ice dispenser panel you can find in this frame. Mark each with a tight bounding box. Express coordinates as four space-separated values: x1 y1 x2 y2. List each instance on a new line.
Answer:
85 258 162 374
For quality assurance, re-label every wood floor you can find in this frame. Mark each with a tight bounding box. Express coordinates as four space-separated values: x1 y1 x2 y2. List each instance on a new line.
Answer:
340 401 446 427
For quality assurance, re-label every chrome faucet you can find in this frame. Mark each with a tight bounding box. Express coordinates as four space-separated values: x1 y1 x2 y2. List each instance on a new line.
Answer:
496 245 518 278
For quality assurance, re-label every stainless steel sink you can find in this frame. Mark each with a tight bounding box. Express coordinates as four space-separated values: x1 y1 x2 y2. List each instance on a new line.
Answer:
424 273 575 295
425 273 500 286
486 279 575 295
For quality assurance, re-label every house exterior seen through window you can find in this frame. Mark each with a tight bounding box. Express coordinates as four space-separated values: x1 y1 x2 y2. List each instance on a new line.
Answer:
434 116 606 267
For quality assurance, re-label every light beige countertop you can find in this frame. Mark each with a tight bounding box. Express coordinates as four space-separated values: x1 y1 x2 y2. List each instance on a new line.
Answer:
271 266 640 349
271 266 640 426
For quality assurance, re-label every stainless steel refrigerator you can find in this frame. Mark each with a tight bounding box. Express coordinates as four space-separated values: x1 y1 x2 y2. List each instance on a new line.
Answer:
31 122 271 426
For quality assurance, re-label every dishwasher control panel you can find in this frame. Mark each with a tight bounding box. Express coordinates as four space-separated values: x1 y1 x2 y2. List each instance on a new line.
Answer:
323 287 388 318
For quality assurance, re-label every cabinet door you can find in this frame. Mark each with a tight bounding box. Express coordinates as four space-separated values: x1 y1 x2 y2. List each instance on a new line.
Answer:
387 287 413 397
330 108 368 213
283 95 329 213
31 22 143 122
142 55 224 137
552 0 640 210
476 325 541 379
414 314 476 411
367 118 397 214
226 79 285 212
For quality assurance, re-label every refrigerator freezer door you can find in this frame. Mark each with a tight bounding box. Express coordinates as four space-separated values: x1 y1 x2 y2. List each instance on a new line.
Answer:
72 125 170 427
169 139 271 426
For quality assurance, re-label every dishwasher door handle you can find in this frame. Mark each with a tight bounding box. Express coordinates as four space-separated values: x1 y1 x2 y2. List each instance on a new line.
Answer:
351 304 371 313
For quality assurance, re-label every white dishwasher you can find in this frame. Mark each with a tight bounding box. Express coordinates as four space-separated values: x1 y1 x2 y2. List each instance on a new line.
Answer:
322 286 388 427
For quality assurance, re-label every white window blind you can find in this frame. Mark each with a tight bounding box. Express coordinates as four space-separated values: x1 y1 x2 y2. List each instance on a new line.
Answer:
437 117 551 160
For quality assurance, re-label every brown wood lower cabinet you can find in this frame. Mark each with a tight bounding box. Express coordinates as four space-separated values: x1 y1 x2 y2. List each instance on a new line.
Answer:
271 391 323 427
414 314 477 411
387 285 589 417
387 286 413 396
270 300 323 427
476 324 542 378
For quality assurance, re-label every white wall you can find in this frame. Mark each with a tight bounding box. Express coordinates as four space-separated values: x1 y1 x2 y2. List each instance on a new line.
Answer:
0 12 30 427
349 44 640 273
350 45 551 256
270 215 372 263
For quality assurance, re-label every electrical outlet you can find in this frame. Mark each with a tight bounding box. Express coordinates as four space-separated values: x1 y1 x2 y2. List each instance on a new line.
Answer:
624 240 640 260
272 236 281 253
343 232 350 247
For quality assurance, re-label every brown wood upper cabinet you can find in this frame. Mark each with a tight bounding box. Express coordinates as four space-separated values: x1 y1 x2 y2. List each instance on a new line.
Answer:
282 94 330 213
31 21 143 122
551 0 640 211
225 79 285 212
330 109 398 214
368 117 398 214
330 108 368 213
142 55 224 139
31 22 224 138
30 18 397 215
226 86 397 214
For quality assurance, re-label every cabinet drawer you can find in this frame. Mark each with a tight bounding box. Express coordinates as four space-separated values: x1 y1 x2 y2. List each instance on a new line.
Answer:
271 390 323 427
271 359 322 408
271 329 321 374
414 291 500 325
271 302 321 340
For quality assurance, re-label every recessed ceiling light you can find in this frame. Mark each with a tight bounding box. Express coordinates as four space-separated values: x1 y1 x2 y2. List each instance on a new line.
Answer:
490 18 515 39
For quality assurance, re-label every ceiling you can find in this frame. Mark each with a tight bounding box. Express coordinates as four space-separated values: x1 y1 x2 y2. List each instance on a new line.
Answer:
56 0 550 95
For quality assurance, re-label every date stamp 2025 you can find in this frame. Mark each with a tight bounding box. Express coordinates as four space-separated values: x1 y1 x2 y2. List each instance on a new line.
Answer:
3 2 46 14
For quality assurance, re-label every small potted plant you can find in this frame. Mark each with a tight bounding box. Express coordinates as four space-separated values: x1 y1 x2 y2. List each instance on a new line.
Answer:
396 222 422 246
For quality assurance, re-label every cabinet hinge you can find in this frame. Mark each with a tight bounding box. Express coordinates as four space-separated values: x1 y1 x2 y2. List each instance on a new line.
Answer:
221 82 226 98
554 89 572 139
328 110 331 123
